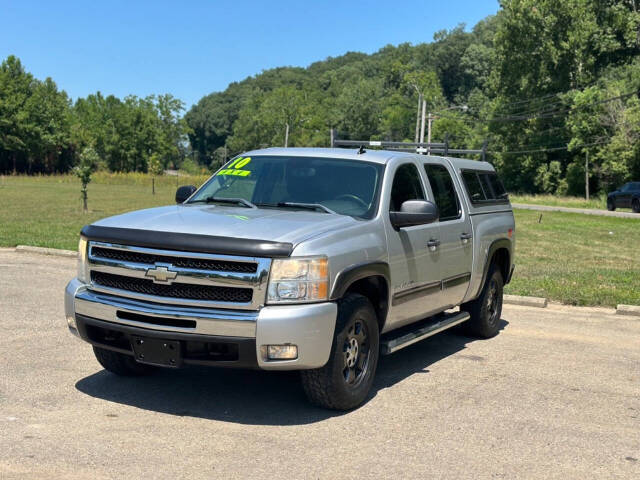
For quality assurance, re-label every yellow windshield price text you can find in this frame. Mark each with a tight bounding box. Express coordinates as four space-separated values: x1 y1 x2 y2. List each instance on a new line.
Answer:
217 157 252 177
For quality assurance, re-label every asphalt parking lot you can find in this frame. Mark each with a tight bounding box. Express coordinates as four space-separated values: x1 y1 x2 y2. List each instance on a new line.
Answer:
1 249 638 479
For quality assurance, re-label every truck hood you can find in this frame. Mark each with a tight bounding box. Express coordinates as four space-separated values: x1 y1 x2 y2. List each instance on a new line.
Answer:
92 204 359 246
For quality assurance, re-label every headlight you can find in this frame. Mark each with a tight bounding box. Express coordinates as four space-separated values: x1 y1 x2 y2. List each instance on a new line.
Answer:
77 237 89 283
267 257 329 304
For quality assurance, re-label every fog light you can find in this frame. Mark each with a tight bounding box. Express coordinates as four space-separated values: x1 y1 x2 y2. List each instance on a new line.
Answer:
67 315 77 330
267 345 298 360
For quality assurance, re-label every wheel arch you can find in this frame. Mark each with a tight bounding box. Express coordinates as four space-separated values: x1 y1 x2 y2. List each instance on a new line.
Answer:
330 262 390 332
481 239 512 288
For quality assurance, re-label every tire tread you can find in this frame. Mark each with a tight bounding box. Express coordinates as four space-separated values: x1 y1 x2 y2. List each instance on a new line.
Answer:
300 294 378 410
461 265 503 339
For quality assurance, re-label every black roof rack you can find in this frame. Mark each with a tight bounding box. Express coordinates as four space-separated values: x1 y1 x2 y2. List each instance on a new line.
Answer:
330 130 488 161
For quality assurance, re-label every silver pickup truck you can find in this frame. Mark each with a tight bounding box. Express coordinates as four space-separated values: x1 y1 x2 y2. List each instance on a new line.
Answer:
65 148 515 410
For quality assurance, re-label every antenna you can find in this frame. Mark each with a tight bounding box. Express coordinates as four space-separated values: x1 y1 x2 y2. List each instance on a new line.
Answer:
357 145 366 154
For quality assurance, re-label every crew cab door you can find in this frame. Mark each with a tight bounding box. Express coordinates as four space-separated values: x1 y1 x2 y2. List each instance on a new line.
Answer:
385 161 446 329
423 160 473 307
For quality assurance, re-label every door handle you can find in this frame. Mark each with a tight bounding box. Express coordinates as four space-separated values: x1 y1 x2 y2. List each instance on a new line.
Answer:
426 238 441 251
460 232 472 243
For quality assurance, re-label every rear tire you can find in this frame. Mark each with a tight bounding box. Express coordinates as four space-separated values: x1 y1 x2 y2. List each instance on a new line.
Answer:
300 294 379 410
607 198 616 211
461 266 504 339
93 346 157 376
632 198 640 214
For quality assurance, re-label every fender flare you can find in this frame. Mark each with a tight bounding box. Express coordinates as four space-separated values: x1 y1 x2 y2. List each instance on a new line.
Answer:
330 261 391 300
480 238 513 289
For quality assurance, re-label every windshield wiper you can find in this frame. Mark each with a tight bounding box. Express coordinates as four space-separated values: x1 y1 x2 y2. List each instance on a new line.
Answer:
191 196 257 208
276 202 336 214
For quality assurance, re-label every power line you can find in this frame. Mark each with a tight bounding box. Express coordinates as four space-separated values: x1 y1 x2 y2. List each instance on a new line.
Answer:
494 92 562 110
517 124 570 136
434 89 638 125
487 90 638 122
491 78 603 114
488 139 609 155
500 98 569 117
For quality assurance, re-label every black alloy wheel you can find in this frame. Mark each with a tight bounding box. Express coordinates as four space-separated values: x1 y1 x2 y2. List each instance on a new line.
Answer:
485 276 501 330
342 317 371 387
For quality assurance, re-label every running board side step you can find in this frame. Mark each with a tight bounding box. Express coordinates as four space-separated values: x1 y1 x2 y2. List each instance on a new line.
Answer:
380 311 470 355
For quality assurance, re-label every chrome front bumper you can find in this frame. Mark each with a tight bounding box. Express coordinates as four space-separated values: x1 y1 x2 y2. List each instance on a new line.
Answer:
65 278 337 370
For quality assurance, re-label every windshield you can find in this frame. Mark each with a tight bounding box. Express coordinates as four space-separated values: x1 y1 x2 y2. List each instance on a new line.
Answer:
189 155 384 219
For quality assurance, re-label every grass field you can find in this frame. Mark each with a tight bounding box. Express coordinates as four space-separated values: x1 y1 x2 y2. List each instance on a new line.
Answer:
509 194 608 210
1 174 638 306
505 209 639 306
0 173 209 251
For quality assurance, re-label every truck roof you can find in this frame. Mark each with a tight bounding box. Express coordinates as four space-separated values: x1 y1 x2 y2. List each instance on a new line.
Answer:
244 147 495 171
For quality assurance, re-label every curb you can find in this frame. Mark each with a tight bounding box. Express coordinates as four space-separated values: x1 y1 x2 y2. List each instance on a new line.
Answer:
616 305 640 317
504 294 548 308
15 245 77 258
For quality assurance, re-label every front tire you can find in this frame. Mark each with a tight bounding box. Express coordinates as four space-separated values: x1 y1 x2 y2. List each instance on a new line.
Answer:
632 199 640 213
93 346 157 376
607 198 616 211
300 294 379 410
461 266 504 338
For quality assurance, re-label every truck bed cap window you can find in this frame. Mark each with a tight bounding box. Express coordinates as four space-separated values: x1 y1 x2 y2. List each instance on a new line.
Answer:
461 170 508 205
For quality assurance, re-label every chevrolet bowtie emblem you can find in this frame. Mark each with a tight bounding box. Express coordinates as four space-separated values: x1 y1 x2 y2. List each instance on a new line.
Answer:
145 265 178 284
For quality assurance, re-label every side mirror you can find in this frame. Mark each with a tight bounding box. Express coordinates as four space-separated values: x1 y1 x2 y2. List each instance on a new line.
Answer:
175 185 197 204
390 200 439 229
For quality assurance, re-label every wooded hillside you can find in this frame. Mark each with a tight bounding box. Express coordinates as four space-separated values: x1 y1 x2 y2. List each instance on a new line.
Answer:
1 0 639 194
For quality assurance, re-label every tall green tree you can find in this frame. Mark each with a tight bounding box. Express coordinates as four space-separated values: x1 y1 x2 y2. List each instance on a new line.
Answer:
71 93 188 173
0 56 72 173
0 55 34 172
228 86 307 151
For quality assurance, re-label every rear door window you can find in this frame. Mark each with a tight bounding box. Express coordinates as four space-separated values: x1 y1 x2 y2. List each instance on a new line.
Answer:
424 164 461 221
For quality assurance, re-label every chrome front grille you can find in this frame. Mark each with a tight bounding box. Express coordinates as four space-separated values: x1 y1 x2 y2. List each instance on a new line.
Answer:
90 271 254 303
90 246 258 273
87 242 271 310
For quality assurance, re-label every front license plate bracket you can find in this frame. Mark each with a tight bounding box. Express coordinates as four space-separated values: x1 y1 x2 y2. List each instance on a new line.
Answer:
131 336 182 368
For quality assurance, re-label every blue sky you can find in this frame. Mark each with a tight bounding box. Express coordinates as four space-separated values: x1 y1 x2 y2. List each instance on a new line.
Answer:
0 0 499 108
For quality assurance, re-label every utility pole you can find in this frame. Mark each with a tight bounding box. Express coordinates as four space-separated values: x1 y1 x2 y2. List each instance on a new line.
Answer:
414 93 423 143
585 150 589 200
427 112 433 154
330 128 335 148
284 122 289 148
419 99 427 146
